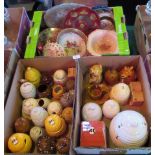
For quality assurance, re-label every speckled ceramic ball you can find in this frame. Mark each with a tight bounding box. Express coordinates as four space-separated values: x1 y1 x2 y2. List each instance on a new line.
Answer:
102 100 120 119
47 101 63 115
30 126 44 142
22 98 38 120
82 102 102 121
20 82 36 99
30 107 48 127
110 83 130 105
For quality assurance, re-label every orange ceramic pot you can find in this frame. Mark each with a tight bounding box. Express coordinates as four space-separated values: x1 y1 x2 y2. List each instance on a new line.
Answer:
8 133 32 153
45 114 66 137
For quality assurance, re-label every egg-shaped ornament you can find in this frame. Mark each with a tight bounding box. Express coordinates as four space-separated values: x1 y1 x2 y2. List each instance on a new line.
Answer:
20 82 36 99
47 101 63 115
31 107 48 127
82 102 102 121
110 83 130 105
102 99 120 119
30 126 45 142
25 67 41 87
22 98 38 120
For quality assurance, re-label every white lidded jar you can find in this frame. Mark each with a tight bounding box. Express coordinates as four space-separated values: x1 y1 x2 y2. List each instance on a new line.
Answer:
109 110 148 148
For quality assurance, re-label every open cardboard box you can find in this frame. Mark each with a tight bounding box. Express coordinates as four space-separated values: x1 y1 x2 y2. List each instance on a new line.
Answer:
24 6 130 58
73 56 151 154
4 57 77 154
134 5 151 59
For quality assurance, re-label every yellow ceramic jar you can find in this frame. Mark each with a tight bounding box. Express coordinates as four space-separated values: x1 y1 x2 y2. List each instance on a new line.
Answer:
25 67 41 87
45 114 66 137
8 133 32 153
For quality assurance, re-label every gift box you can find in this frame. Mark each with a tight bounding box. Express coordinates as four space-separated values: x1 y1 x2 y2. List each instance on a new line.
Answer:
73 56 151 154
80 121 107 148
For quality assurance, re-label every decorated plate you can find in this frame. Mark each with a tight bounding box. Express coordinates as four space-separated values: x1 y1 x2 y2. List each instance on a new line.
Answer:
57 28 87 56
64 7 100 35
37 28 61 55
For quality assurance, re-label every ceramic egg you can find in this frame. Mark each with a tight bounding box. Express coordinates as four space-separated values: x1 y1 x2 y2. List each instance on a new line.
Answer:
62 107 73 123
102 100 120 119
25 67 41 87
110 83 130 105
82 102 102 121
47 101 63 115
20 82 36 99
14 117 31 133
30 107 48 127
30 126 45 142
22 98 38 120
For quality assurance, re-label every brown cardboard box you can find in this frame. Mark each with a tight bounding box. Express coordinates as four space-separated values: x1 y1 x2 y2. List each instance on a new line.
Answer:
134 5 151 58
73 56 151 154
4 57 77 154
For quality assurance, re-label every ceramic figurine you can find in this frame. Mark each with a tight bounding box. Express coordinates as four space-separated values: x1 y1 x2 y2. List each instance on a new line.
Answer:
53 69 67 85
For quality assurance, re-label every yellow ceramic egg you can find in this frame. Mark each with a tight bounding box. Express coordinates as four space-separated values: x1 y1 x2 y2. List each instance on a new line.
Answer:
8 133 32 153
45 114 66 137
25 67 41 87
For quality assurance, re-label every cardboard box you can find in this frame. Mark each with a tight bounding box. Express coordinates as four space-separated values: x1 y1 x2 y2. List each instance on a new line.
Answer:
4 57 77 154
144 54 151 84
4 7 31 103
134 5 151 58
24 6 130 58
73 56 151 154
